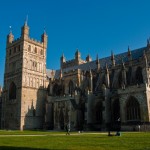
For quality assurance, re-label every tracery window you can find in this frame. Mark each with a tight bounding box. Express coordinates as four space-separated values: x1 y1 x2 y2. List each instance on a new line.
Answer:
126 96 141 121
68 80 74 96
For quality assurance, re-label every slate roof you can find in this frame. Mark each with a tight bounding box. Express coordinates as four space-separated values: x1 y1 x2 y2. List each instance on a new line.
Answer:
46 46 146 79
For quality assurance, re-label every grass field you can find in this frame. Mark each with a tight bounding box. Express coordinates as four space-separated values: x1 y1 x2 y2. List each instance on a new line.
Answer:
0 131 149 150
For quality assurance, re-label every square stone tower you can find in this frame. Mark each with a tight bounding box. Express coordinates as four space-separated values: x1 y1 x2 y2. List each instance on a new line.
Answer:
2 22 48 130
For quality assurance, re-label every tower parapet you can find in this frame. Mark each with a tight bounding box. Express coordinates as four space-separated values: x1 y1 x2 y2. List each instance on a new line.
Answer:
60 49 86 69
21 21 29 40
7 31 14 45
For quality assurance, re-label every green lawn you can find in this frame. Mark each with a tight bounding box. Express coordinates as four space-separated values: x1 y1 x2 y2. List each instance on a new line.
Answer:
0 131 149 150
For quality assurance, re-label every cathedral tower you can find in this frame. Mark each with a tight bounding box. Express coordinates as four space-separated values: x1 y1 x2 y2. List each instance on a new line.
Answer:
2 22 47 130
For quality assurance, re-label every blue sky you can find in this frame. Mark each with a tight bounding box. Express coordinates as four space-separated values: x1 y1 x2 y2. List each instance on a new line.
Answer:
0 0 150 86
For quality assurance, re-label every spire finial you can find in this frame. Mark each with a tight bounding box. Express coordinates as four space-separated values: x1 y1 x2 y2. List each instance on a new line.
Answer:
128 45 130 51
25 15 28 26
105 63 108 69
121 58 125 68
143 50 147 59
96 54 98 60
62 53 64 57
105 63 109 73
89 66 92 76
111 50 114 60
96 54 99 63
128 46 131 57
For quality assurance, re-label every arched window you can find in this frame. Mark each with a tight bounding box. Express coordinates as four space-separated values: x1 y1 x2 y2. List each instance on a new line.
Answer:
34 47 37 53
126 96 141 121
9 82 17 100
136 67 143 84
95 101 103 124
68 80 74 95
53 83 59 96
28 45 31 52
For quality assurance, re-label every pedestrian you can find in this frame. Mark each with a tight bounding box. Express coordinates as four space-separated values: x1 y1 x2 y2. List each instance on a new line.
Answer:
138 125 140 132
65 123 70 135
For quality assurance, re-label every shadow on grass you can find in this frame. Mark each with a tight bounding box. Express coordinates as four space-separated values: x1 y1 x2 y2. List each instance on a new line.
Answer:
0 146 63 150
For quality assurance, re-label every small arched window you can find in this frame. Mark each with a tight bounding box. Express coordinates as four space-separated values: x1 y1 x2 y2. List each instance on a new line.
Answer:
28 45 31 52
68 80 74 95
9 82 17 100
34 47 37 53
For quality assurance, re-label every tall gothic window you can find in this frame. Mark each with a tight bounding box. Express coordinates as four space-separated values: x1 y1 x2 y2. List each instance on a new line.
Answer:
126 96 141 121
53 83 59 96
135 67 143 84
127 67 132 85
9 82 17 100
68 80 74 96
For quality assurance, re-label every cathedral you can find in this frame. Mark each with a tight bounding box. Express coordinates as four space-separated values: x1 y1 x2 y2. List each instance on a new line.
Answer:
1 22 150 131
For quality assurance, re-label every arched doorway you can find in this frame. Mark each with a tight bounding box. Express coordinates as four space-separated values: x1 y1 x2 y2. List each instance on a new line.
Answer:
112 99 120 122
126 96 141 123
111 98 120 130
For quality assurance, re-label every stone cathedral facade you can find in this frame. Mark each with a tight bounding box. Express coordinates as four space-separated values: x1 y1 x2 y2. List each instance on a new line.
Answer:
1 22 150 131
